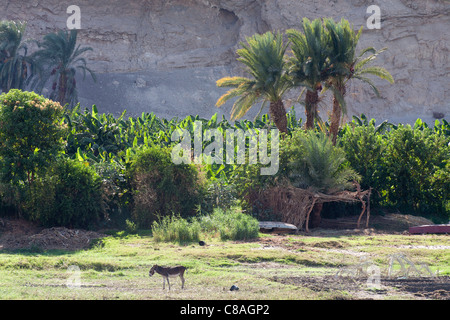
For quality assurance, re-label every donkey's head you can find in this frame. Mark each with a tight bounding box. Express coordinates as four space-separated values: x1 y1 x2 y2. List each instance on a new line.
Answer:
149 264 158 277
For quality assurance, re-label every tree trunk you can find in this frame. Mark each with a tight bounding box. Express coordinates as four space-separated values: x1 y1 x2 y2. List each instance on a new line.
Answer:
329 84 346 145
305 89 319 130
57 72 67 106
269 99 288 135
308 202 323 229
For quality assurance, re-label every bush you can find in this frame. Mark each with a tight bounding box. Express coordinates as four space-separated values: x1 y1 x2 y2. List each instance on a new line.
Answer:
0 182 25 217
0 90 65 185
27 157 105 228
151 214 200 243
380 124 449 219
284 130 360 193
340 123 385 191
128 145 205 228
92 160 131 227
125 219 138 234
341 121 449 220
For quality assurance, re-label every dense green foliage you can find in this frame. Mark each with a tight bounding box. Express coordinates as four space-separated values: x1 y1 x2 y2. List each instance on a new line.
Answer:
339 116 387 191
27 157 104 228
284 130 360 193
340 116 450 221
127 145 205 228
379 124 449 217
0 16 446 231
0 89 65 185
0 89 447 228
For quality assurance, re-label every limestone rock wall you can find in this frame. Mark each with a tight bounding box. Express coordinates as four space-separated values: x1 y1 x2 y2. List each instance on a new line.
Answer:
1 0 449 123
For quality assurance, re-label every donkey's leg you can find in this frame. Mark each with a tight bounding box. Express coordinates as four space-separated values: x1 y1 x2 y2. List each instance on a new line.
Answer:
180 274 185 289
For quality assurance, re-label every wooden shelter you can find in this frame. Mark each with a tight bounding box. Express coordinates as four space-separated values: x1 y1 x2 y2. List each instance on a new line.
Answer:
254 184 371 232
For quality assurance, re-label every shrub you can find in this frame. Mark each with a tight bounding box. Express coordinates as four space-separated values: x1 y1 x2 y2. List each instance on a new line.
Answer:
128 145 205 228
340 123 385 190
0 181 24 217
92 160 131 227
27 157 105 228
0 90 65 185
151 214 200 243
199 178 239 214
340 121 449 220
284 130 360 193
124 219 138 234
380 124 449 219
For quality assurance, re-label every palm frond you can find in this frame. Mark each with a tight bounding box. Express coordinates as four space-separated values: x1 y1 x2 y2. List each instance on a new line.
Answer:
355 66 394 84
216 76 249 88
357 46 376 58
352 75 381 97
230 91 260 120
216 87 243 108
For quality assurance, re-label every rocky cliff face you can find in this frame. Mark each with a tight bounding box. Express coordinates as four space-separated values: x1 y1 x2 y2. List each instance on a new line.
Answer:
1 0 449 123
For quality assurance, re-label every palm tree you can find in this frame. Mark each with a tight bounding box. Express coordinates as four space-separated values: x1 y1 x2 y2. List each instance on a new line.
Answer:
31 29 96 107
285 129 361 227
216 31 291 134
286 18 332 130
0 21 36 93
324 18 394 145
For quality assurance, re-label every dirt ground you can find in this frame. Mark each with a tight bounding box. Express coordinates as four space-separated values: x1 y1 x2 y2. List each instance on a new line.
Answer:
255 235 450 300
272 274 450 300
0 218 105 251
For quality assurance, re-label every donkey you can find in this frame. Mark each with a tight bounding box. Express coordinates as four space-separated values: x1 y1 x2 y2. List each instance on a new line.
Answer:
149 264 187 290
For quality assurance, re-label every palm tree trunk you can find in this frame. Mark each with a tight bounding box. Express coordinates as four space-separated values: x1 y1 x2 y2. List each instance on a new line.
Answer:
305 90 319 130
269 99 288 135
329 84 346 145
58 72 67 106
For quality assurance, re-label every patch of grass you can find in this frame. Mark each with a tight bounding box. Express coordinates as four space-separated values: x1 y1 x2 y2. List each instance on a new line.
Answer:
151 214 200 244
199 207 260 241
151 207 260 244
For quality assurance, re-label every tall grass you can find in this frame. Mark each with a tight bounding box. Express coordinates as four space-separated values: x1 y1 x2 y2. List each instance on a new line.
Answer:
151 215 200 243
151 207 260 243
200 207 260 241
